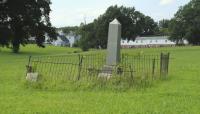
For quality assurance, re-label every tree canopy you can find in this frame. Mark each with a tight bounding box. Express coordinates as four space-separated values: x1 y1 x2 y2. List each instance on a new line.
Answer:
78 5 158 50
169 0 200 45
58 26 79 34
0 0 56 53
156 19 170 36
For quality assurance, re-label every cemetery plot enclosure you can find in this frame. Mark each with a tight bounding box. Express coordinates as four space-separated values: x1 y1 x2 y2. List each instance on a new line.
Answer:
26 53 170 85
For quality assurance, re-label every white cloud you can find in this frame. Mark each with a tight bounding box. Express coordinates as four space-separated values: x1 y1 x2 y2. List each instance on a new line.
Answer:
50 0 182 27
160 0 175 5
50 0 132 27
50 8 106 27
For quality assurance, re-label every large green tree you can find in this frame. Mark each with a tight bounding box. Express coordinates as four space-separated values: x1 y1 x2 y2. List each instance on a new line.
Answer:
157 19 170 36
79 5 158 50
58 26 79 34
169 0 200 45
0 0 56 53
159 19 170 28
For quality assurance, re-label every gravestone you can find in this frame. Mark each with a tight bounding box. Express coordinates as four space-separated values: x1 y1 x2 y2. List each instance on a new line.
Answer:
26 73 38 82
99 19 121 78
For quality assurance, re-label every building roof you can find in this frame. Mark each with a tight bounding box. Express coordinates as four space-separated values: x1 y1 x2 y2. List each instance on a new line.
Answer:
121 36 176 46
58 35 69 43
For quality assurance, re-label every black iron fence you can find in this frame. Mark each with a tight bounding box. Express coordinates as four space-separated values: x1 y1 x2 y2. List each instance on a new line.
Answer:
26 53 170 85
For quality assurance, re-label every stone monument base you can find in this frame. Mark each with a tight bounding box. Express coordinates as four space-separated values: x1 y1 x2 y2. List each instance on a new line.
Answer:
98 65 115 79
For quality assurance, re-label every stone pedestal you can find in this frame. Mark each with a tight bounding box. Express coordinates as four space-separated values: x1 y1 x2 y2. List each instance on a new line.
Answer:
98 65 114 79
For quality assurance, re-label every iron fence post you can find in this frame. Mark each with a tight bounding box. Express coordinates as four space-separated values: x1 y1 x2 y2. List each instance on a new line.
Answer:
77 54 83 80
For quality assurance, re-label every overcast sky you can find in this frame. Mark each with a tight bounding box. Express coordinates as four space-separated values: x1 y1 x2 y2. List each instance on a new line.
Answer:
50 0 190 27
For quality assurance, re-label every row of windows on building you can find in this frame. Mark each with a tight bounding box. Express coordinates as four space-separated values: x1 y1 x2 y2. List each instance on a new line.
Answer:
122 40 169 43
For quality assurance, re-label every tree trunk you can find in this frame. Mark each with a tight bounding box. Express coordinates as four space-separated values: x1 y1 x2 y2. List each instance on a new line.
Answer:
12 35 20 53
12 42 20 53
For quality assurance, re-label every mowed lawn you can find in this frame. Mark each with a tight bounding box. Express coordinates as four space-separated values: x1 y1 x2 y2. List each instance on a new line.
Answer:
0 45 200 114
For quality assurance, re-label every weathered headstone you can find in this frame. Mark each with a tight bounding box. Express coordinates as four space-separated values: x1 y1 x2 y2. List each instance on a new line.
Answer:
26 73 38 82
99 19 121 77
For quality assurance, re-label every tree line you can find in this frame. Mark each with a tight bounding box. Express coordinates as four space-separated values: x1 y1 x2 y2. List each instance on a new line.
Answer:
63 0 200 51
0 0 200 52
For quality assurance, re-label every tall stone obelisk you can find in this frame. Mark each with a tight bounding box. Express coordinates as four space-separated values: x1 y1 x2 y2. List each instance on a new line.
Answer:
99 19 121 78
106 19 121 66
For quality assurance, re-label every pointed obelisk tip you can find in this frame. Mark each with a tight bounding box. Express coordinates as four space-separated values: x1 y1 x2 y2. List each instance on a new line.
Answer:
110 18 121 25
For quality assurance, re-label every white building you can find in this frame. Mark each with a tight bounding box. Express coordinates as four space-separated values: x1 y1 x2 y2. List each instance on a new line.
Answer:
51 35 70 47
66 32 80 47
28 30 80 47
53 30 80 47
121 36 188 48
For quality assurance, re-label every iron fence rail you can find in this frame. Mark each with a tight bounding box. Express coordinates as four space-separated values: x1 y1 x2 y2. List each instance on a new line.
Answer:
27 53 170 84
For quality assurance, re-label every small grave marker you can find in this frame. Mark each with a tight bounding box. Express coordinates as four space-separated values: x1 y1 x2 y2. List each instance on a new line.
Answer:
26 73 38 82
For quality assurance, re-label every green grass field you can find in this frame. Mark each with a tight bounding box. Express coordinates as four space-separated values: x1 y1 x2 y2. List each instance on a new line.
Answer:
0 45 200 114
